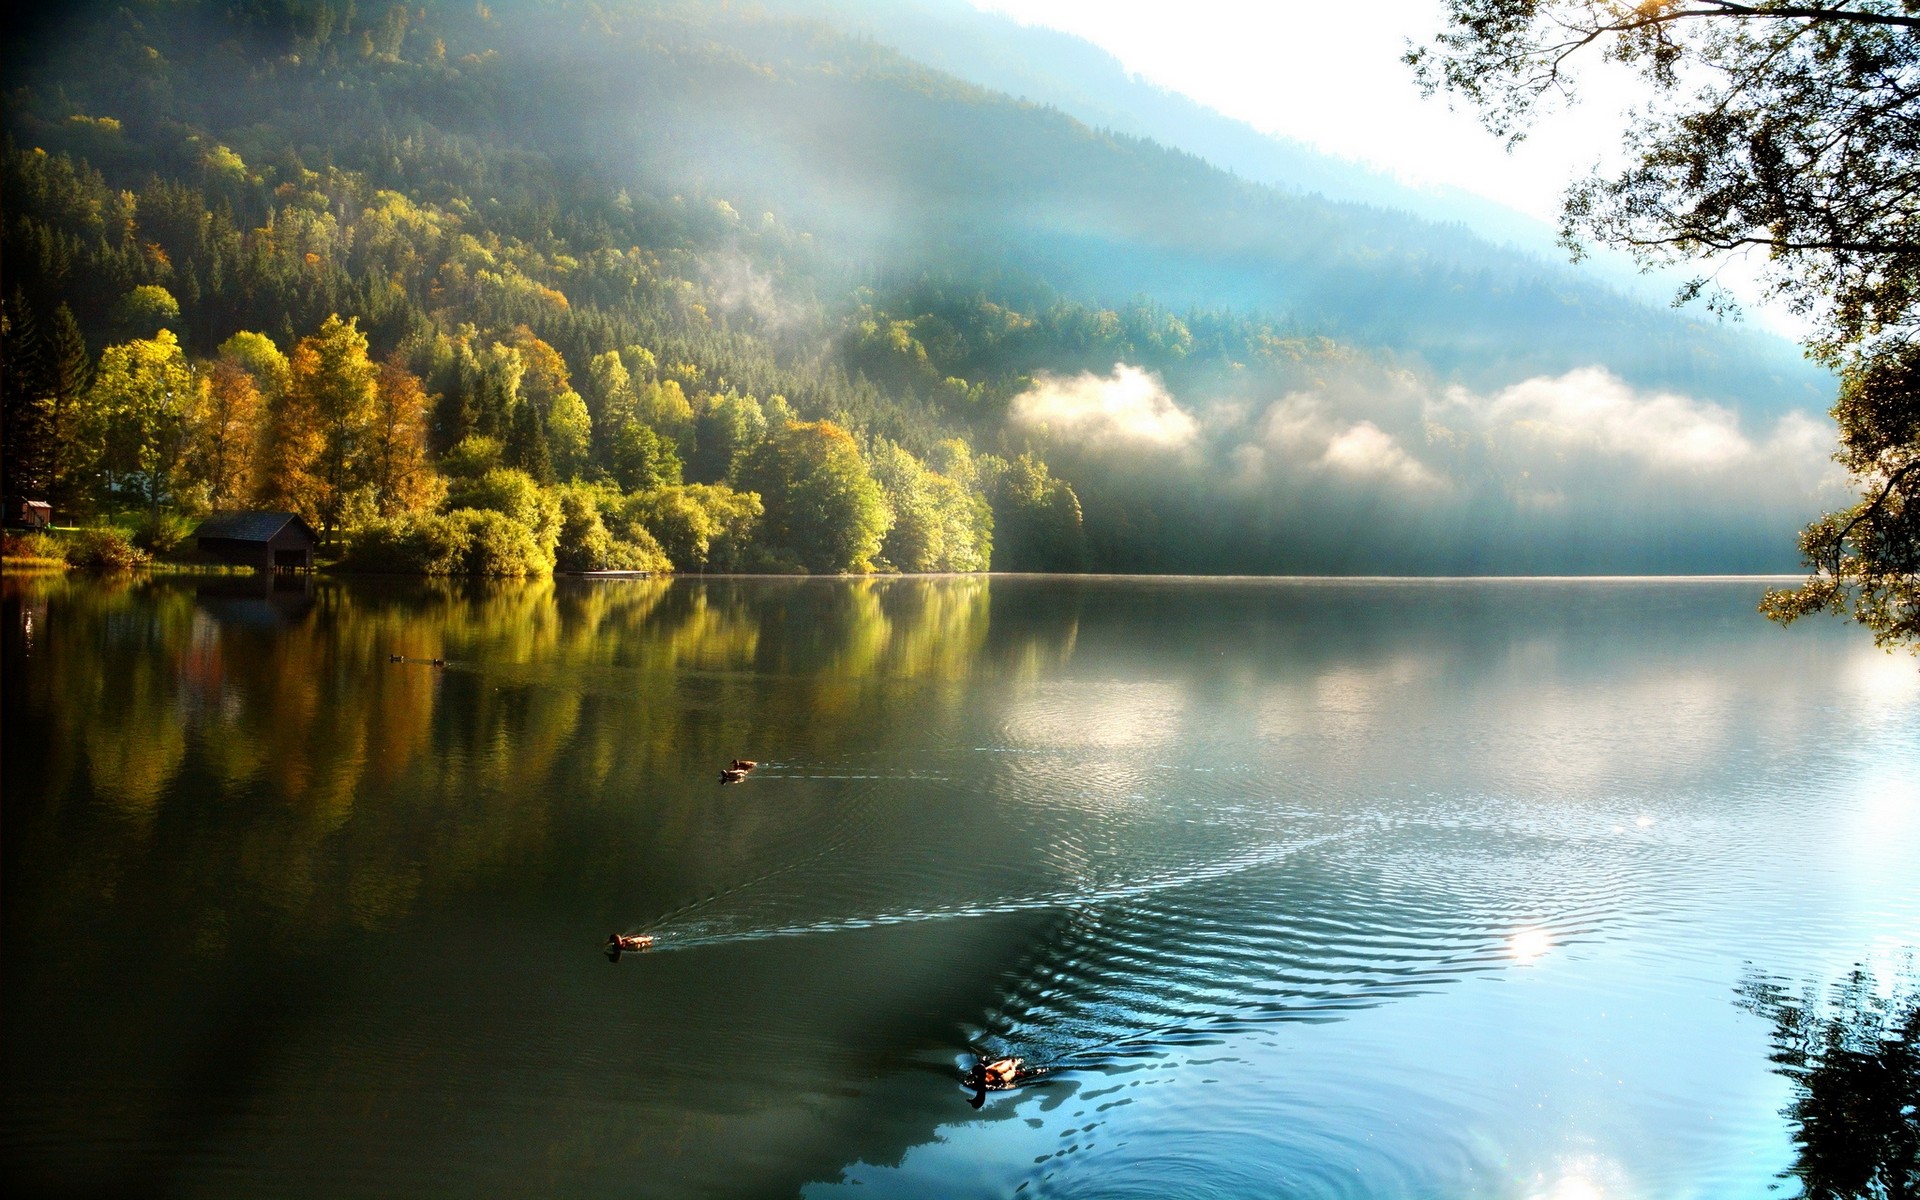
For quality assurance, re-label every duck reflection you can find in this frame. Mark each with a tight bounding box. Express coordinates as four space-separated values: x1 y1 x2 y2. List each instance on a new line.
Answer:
1738 958 1920 1199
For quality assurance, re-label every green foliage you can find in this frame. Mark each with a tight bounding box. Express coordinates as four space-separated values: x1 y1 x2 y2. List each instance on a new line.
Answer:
440 435 505 480
553 484 614 573
131 511 196 555
609 421 683 492
110 286 180 341
736 421 889 573
506 398 553 483
6 0 1821 580
63 526 150 571
546 389 593 481
341 512 471 575
621 482 762 572
689 391 767 484
83 329 199 512
552 483 676 573
343 502 552 577
980 453 1086 572
451 508 550 577
870 439 991 572
218 332 289 401
444 466 562 566
1762 343 1919 648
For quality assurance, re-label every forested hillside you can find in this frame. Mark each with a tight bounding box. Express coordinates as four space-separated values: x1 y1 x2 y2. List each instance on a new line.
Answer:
0 0 1842 573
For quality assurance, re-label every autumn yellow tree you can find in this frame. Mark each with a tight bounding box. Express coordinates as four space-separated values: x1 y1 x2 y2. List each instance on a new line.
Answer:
259 315 377 542
185 358 265 511
370 353 441 516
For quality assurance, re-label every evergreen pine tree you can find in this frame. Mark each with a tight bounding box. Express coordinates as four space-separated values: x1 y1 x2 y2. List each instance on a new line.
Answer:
507 400 553 484
44 305 93 514
1 289 53 501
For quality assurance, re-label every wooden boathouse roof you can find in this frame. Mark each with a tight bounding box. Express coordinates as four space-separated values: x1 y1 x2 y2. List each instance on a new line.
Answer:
191 512 319 544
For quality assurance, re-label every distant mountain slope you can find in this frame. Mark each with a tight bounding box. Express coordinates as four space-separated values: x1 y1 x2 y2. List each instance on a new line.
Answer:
571 0 1826 411
767 0 1828 409
2 0 1824 412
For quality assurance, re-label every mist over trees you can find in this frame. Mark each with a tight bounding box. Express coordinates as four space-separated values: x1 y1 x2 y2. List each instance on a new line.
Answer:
0 0 1851 574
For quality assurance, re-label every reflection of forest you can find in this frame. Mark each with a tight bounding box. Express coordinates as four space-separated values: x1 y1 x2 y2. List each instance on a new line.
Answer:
0 573 1082 944
1739 961 1920 1200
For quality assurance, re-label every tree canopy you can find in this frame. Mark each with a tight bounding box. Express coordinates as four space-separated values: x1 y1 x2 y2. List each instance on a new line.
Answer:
1413 0 1920 647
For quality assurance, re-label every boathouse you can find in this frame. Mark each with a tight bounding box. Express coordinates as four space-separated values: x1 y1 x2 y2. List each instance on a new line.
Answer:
192 511 319 572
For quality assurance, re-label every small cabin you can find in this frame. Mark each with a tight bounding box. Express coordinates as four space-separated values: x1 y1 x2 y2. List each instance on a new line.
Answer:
12 499 52 529
192 511 319 572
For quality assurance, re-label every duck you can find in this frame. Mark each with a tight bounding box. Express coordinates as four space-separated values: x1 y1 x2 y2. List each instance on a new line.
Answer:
970 1056 1027 1090
388 654 404 663
607 932 654 954
729 758 759 772
719 767 750 784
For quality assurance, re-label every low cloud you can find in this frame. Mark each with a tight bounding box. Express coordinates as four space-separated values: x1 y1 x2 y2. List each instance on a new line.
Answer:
699 250 795 330
1321 422 1445 489
1004 360 1844 569
1429 367 1832 480
1010 364 1199 451
1252 393 1443 490
1239 366 1838 504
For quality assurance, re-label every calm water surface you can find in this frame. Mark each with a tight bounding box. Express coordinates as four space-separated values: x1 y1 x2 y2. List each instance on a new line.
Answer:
2 574 1916 1198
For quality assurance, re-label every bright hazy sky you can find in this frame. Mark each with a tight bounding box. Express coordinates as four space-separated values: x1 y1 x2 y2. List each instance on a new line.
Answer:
970 0 1639 224
968 0 1810 334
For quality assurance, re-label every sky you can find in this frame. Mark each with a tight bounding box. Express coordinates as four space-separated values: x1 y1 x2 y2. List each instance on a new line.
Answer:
968 0 1805 336
970 0 1639 224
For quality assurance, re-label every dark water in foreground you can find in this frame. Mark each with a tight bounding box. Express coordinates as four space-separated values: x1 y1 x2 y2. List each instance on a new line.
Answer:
2 574 1916 1199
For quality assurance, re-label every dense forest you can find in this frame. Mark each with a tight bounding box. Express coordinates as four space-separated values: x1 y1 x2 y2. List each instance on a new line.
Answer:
0 0 1841 574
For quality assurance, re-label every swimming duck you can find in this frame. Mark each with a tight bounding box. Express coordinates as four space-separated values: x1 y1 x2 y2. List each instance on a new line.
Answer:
970 1057 1026 1090
607 932 654 954
729 758 759 772
719 767 750 784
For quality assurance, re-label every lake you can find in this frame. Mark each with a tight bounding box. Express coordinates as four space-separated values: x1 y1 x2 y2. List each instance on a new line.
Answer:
3 573 1916 1199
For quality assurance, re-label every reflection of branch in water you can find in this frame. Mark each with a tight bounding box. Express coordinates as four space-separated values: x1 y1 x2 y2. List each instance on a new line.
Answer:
1737 956 1920 1200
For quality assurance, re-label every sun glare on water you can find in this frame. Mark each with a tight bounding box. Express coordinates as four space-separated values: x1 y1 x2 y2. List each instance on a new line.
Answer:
1508 926 1554 964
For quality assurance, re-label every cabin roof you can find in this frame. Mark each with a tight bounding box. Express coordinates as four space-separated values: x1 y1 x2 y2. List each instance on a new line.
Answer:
192 511 318 544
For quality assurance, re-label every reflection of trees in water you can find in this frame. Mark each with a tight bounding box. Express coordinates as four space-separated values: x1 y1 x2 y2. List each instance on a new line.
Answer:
1738 959 1920 1200
0 572 1093 1197
0 573 1077 945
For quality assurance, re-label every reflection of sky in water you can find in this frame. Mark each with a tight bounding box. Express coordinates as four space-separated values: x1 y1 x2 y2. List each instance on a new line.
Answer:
800 580 1920 1199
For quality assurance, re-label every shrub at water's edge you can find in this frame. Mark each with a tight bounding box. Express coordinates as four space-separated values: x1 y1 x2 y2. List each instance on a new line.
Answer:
338 510 547 577
1 530 68 566
339 514 472 575
1 526 153 572
62 528 152 571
